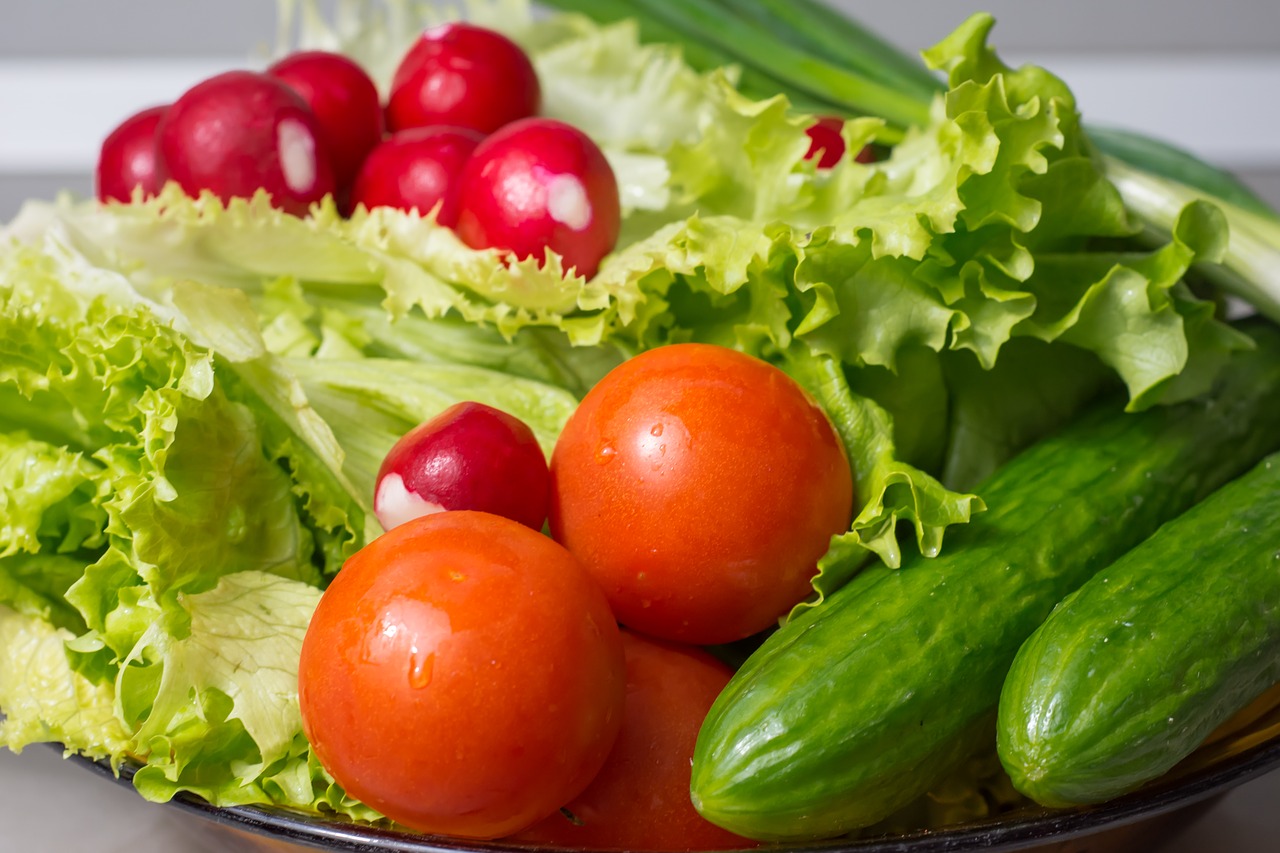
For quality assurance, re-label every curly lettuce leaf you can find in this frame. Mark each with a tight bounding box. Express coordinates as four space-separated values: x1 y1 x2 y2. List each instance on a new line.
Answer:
0 606 130 760
8 5 1239 582
938 339 1113 491
0 243 349 624
123 572 319 804
783 348 983 584
0 432 106 561
284 357 579 500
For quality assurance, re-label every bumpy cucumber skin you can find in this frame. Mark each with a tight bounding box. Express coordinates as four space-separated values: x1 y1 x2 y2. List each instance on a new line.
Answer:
998 453 1280 807
690 327 1280 841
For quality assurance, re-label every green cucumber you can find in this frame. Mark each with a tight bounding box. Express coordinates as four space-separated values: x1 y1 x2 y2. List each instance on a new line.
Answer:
998 452 1280 807
690 325 1280 841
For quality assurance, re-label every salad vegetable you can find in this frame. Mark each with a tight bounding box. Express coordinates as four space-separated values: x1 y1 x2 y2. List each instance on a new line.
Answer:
692 325 1280 838
267 50 386 192
542 0 1280 323
455 117 622 279
388 22 542 135
156 71 337 215
2 0 1278 844
998 451 1280 808
550 342 853 645
803 116 875 169
95 106 167 203
298 510 625 838
374 400 551 531
350 126 484 224
509 630 755 850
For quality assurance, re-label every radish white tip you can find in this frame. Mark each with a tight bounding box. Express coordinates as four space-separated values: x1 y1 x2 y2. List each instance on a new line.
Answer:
375 472 446 531
546 173 593 231
278 117 318 194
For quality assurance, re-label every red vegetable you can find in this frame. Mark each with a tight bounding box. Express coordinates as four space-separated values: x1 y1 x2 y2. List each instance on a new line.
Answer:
804 116 875 168
267 51 385 192
96 105 167 203
298 511 625 839
550 343 854 644
155 70 335 215
350 126 483 225
455 118 620 279
374 401 551 532
387 22 540 135
510 631 756 851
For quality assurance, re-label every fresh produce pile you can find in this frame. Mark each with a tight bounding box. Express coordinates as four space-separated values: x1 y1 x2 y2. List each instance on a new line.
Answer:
3 0 1280 848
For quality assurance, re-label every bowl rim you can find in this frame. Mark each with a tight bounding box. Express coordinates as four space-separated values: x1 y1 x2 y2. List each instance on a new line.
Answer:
65 733 1280 853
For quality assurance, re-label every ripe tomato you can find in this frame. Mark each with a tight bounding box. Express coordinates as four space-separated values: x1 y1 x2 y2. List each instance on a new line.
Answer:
509 631 757 851
298 511 625 839
550 343 853 644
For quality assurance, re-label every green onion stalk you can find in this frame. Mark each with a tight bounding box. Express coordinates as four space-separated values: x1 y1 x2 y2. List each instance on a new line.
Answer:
541 0 1280 324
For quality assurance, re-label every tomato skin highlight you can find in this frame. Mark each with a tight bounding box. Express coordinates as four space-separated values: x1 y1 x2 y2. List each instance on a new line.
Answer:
550 344 854 644
298 511 626 839
509 631 757 851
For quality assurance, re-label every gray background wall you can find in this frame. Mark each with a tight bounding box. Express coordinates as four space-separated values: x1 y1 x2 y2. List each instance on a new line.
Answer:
2 0 1278 217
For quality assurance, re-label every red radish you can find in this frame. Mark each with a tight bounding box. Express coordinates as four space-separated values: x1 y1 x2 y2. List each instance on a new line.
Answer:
387 23 540 135
155 70 335 216
267 51 385 192
349 126 483 225
804 116 876 168
454 118 620 280
96 105 167 203
374 402 550 532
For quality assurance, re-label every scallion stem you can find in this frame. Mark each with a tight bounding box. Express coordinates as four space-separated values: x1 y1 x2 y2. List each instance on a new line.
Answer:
709 0 944 102
1105 156 1280 323
619 0 933 129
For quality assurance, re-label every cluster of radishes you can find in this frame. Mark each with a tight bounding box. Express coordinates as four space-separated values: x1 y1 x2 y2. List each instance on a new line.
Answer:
96 23 621 278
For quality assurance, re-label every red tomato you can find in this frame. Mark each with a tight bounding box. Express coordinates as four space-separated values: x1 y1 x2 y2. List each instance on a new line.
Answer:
509 631 757 851
298 511 626 839
550 344 854 644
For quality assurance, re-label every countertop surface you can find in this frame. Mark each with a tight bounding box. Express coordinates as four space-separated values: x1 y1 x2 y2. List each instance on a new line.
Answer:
3 743 1279 853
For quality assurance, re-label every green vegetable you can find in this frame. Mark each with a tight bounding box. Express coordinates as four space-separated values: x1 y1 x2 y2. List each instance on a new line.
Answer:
543 0 1280 320
0 0 1266 823
998 452 1280 807
691 324 1280 840
0 233 579 817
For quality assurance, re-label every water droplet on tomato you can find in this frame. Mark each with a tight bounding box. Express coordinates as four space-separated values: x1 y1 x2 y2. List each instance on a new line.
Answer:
650 423 664 437
408 648 435 689
595 444 616 464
